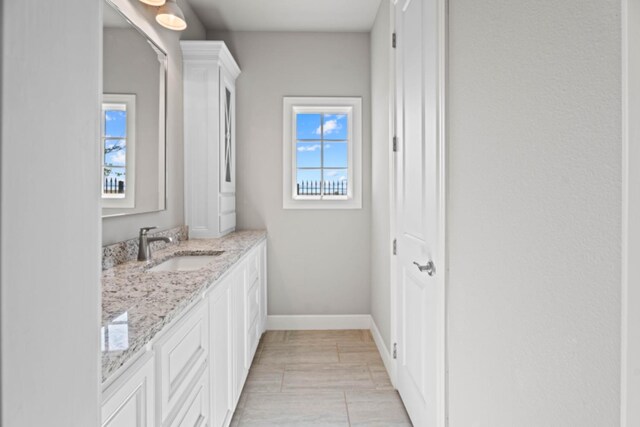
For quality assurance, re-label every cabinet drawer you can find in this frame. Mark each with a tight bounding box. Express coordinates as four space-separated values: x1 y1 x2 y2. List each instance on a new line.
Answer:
169 367 210 427
155 302 209 423
102 353 155 427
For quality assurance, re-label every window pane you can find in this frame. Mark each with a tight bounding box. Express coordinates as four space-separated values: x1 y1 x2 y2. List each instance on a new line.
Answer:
323 142 347 168
104 139 126 167
296 113 321 140
296 142 321 168
296 169 322 195
103 167 126 196
105 109 126 138
322 114 348 140
323 169 348 196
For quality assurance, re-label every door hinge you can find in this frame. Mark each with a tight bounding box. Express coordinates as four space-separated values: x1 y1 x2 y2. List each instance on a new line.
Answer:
392 239 397 255
393 343 398 359
392 32 397 48
392 136 398 152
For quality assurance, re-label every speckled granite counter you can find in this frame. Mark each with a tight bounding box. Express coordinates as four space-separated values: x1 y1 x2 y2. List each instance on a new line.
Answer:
101 230 266 383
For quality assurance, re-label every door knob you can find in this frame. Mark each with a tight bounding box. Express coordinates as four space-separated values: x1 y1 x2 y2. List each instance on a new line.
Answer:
413 260 435 276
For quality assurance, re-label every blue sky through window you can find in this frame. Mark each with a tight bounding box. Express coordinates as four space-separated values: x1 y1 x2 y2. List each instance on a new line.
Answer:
295 113 348 192
105 110 126 137
296 113 321 140
105 139 126 166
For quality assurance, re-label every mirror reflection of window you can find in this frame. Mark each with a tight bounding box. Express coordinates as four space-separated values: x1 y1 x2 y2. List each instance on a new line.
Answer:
102 106 127 197
101 94 136 208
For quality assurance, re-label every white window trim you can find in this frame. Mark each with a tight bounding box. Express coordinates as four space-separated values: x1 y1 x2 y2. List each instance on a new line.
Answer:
282 96 362 210
102 94 136 209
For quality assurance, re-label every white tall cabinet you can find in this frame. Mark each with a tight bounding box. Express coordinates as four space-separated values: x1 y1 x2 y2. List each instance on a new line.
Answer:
181 41 240 238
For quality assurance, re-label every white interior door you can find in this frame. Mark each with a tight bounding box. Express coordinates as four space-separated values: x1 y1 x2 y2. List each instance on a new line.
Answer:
394 0 445 425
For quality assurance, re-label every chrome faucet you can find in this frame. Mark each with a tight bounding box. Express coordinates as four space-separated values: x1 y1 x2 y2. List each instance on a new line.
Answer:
138 227 173 262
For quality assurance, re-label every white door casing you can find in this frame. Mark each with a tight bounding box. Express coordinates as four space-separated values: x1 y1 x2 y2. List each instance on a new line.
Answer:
394 0 447 426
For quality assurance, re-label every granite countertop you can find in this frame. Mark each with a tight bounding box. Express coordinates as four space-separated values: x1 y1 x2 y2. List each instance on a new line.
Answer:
101 230 266 383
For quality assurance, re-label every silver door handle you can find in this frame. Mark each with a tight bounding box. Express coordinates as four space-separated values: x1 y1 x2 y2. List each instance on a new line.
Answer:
413 260 435 276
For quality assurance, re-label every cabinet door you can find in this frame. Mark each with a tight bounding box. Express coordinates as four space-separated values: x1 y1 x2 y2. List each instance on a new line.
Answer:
259 241 268 334
210 278 233 427
232 266 248 404
102 354 155 427
154 301 209 424
244 247 261 370
219 70 236 195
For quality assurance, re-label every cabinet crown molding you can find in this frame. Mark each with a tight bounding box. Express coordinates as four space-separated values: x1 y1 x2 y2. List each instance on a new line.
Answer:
180 41 241 79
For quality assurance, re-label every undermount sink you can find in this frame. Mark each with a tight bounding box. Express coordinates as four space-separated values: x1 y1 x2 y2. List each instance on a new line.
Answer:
148 252 224 272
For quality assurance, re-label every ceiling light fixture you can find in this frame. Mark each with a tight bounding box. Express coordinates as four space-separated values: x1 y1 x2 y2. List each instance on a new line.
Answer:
156 0 187 31
139 0 166 6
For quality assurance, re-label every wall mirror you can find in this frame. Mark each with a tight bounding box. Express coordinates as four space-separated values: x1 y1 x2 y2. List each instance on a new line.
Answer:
102 0 167 217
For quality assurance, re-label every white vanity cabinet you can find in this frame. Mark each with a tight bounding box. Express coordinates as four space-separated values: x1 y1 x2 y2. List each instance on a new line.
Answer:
181 41 241 239
101 240 267 427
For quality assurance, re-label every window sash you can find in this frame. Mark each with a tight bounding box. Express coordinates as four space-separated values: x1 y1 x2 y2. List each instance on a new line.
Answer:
292 109 353 200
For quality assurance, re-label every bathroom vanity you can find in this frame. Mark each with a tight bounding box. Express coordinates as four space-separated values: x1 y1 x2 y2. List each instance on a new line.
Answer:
100 230 267 427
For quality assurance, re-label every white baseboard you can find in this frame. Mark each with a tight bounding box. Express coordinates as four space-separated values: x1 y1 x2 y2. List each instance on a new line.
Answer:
267 314 372 330
370 317 396 387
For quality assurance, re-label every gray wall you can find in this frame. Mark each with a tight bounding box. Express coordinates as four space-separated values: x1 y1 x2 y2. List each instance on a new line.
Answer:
370 1 393 348
102 0 206 244
447 0 621 425
208 31 372 316
103 28 161 217
1 0 101 424
623 0 640 424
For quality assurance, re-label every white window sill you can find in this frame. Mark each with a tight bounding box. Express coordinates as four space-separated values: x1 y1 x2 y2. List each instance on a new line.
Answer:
283 197 362 210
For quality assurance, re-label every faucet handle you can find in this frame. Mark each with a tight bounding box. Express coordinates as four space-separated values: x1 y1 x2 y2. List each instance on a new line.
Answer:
139 226 157 236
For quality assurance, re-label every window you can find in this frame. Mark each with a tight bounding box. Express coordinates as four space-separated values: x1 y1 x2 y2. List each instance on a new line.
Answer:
283 97 362 209
102 94 135 208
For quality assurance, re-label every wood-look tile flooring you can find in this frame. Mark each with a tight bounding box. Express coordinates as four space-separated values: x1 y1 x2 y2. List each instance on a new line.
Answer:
231 330 412 426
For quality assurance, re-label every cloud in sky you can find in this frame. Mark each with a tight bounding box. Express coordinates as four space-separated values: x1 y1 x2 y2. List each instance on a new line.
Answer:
110 150 126 165
326 170 338 177
297 144 321 152
315 115 345 136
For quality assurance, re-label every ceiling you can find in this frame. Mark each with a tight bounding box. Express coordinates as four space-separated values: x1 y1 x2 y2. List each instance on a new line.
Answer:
187 0 383 32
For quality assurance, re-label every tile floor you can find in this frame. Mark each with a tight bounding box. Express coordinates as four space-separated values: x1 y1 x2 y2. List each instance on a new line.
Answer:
230 330 412 426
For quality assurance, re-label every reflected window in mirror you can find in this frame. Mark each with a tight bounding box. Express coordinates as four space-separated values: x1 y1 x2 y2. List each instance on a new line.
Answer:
102 94 136 208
